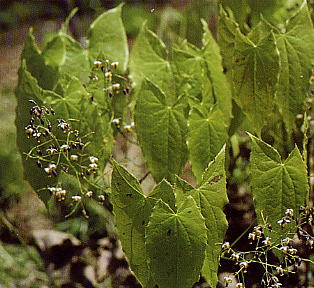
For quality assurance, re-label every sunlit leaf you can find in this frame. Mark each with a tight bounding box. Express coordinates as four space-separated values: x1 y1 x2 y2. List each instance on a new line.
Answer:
202 19 232 126
188 146 228 287
249 134 309 241
145 197 207 288
129 24 176 102
188 105 227 183
135 79 188 182
272 2 314 131
88 4 129 73
111 160 155 287
232 23 280 133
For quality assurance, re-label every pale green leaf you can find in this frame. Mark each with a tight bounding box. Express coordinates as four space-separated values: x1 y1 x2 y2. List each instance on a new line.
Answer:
42 35 66 67
232 24 280 133
79 102 113 163
201 19 232 125
145 197 207 288
88 4 128 73
129 24 175 102
42 32 90 81
249 134 309 242
135 79 188 182
111 160 155 287
217 6 239 73
21 29 58 90
58 33 90 81
148 179 176 211
273 2 314 131
248 0 279 26
188 105 227 183
172 48 207 103
190 146 228 287
175 176 195 205
221 0 250 29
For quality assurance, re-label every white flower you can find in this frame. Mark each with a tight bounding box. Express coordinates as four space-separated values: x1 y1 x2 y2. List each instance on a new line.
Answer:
288 248 297 255
105 71 112 78
89 163 98 170
124 125 132 131
58 121 69 130
44 163 56 175
47 147 58 155
262 237 271 246
285 208 294 218
60 144 70 151
277 218 291 228
70 155 78 161
248 232 256 241
89 156 98 164
72 195 82 202
222 242 230 250
223 276 232 284
93 60 102 67
111 62 119 69
281 237 292 245
231 253 240 262
85 191 93 198
112 83 120 90
239 261 249 269
112 118 120 125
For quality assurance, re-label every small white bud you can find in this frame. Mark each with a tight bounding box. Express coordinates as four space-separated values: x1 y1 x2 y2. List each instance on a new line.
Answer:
70 155 78 161
111 62 119 69
72 195 82 202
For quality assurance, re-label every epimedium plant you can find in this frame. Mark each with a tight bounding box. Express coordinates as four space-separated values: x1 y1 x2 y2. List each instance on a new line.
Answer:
14 1 313 288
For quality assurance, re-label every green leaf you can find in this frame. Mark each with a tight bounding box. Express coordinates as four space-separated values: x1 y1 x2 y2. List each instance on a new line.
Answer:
248 0 279 26
145 197 207 288
273 2 314 131
189 146 228 287
188 105 227 183
129 24 175 102
42 34 66 67
221 0 250 29
172 48 207 103
58 33 90 81
79 103 113 163
135 79 188 182
249 134 309 241
148 179 176 211
202 19 232 126
217 6 239 74
21 29 59 90
111 160 155 287
174 176 195 205
232 23 280 133
183 0 213 47
88 4 128 73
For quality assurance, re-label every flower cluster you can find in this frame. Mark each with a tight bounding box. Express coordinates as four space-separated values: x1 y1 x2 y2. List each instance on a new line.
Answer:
24 100 107 208
220 207 314 288
90 59 130 98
